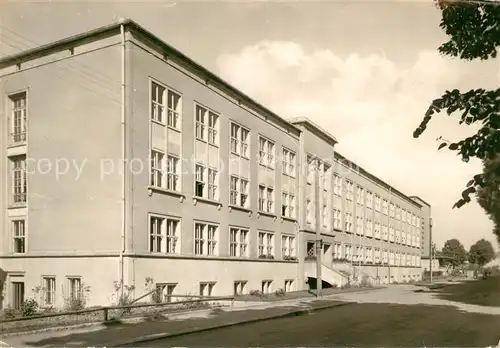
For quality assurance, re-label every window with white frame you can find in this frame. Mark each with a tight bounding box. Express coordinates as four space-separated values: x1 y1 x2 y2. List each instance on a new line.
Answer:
281 192 295 218
67 277 82 301
366 219 373 236
333 174 342 196
365 191 373 208
259 185 274 213
389 202 395 217
230 122 250 158
149 215 179 254
281 235 295 258
199 282 215 296
151 82 165 123
150 150 164 188
229 227 249 257
375 248 381 262
261 280 272 294
259 136 275 168
195 105 219 145
155 283 176 303
374 195 381 211
401 209 407 223
166 155 180 191
42 277 56 307
194 222 218 256
345 180 354 200
306 199 313 224
374 222 381 238
395 206 401 220
230 175 249 208
258 231 274 257
284 279 294 292
344 212 353 232
195 164 218 200
282 148 296 177
11 155 27 204
383 250 388 264
382 224 388 240
333 243 342 259
234 281 247 296
356 216 364 235
322 163 331 190
389 225 395 242
382 199 388 215
13 220 25 253
332 209 341 230
10 92 27 143
356 186 364 205
306 156 315 183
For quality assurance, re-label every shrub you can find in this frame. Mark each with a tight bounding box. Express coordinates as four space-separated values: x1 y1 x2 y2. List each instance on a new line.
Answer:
21 298 39 317
2 306 18 319
274 288 285 297
249 289 262 296
360 276 373 288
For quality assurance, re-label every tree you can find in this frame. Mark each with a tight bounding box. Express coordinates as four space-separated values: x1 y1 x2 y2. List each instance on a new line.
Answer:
412 0 500 215
477 155 500 243
468 238 496 266
441 238 468 269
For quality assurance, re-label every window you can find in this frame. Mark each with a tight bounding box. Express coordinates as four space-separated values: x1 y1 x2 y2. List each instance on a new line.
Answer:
366 191 373 208
149 216 179 254
166 155 180 191
167 90 181 129
230 122 250 158
10 92 27 143
258 185 274 213
366 219 373 236
199 282 215 296
11 156 27 204
195 164 218 200
322 204 328 227
333 174 342 195
67 277 81 301
281 235 296 258
284 280 294 292
306 199 313 224
230 176 249 208
281 192 295 218
261 280 272 294
382 199 389 215
194 222 218 256
344 212 353 232
356 216 364 235
150 150 164 188
282 148 296 177
258 231 274 257
11 281 24 310
258 136 275 168
356 186 364 205
42 277 56 307
195 105 219 145
322 164 331 190
345 180 354 200
374 195 381 211
374 222 381 239
229 228 249 257
155 283 176 303
332 209 341 229
13 220 25 253
151 82 165 123
234 281 247 296
333 243 342 259
389 202 395 217
307 156 315 183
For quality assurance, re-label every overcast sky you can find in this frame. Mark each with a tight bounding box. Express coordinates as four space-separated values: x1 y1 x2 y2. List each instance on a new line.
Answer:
1 0 498 250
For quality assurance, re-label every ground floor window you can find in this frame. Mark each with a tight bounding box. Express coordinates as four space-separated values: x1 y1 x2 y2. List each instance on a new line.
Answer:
284 279 294 292
155 283 177 303
11 281 24 310
261 280 272 294
233 281 247 296
199 282 215 297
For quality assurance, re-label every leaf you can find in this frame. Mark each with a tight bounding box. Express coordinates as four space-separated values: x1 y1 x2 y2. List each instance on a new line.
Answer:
438 142 448 150
449 143 459 150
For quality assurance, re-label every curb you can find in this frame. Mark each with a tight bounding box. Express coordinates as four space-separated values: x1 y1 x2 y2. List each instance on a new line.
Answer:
112 301 354 347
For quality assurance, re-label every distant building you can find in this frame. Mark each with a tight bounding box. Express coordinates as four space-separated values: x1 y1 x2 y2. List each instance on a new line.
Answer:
0 19 431 309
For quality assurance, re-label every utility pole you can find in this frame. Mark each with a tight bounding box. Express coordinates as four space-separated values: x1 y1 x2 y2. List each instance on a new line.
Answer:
429 217 433 284
314 159 322 297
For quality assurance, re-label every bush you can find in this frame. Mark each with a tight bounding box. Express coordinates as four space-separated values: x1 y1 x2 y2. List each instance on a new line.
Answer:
360 276 373 288
21 298 39 317
274 288 285 297
2 306 18 319
64 296 86 311
249 289 262 296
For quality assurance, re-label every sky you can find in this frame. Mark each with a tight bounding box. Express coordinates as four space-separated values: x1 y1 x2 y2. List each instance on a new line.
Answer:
1 0 498 250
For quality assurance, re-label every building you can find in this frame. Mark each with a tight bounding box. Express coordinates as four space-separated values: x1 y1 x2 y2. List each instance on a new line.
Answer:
0 19 430 309
410 196 432 258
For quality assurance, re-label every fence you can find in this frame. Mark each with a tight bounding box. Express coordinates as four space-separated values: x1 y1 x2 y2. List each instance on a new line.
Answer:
0 295 235 326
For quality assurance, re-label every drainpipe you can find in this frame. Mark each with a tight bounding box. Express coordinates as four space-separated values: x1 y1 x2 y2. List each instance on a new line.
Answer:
119 19 127 301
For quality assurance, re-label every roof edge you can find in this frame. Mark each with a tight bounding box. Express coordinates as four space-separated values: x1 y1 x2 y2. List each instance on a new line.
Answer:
289 117 338 147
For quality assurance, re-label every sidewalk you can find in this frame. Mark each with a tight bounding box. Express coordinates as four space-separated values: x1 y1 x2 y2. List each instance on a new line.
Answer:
0 290 372 348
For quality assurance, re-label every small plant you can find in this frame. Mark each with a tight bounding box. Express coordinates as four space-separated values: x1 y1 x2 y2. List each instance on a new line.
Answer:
2 306 18 319
63 283 91 311
249 289 262 296
274 288 286 297
360 275 372 288
113 280 136 307
21 298 39 317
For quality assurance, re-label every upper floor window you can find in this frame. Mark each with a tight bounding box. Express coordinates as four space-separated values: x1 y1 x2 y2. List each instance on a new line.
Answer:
345 180 354 201
166 155 180 191
281 235 296 258
11 155 27 205
322 164 331 190
356 186 364 205
333 174 342 196
230 175 249 208
10 92 27 143
259 136 275 169
229 227 249 257
195 164 218 201
151 82 181 129
374 195 381 211
194 222 218 256
150 150 164 188
389 202 395 217
366 191 373 208
282 148 296 177
230 122 250 158
149 215 179 254
259 185 274 214
382 199 388 215
281 192 295 219
195 104 219 145
258 231 274 257
13 220 25 253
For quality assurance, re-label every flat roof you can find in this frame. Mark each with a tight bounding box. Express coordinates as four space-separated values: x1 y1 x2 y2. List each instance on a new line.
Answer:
289 117 338 147
0 18 301 136
334 152 423 209
409 196 431 207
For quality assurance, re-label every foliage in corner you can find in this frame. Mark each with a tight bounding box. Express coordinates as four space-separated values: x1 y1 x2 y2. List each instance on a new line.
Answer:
413 0 500 216
477 155 500 242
